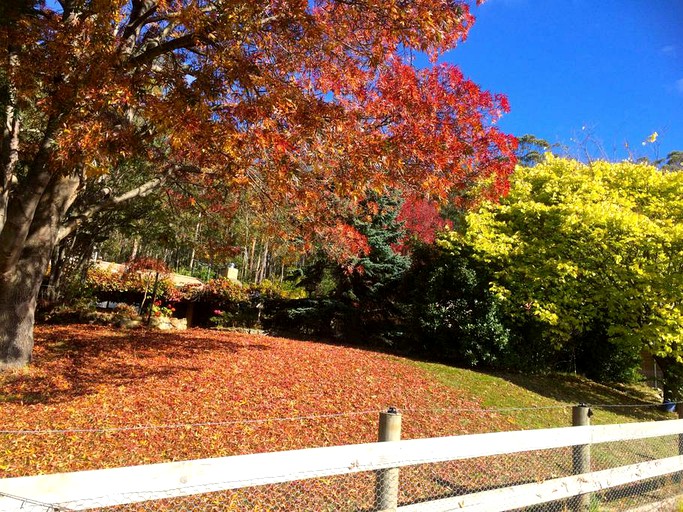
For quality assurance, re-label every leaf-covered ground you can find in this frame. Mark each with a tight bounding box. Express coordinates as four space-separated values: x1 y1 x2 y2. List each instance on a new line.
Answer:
0 325 512 478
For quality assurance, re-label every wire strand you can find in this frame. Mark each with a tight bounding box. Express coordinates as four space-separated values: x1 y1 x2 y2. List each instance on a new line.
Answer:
0 409 383 435
2 402 677 435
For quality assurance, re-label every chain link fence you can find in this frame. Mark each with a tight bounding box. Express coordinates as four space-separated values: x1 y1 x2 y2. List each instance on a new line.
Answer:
2 405 682 512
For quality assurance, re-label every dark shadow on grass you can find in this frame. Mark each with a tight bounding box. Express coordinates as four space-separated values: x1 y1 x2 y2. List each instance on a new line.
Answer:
596 474 682 508
498 372 668 422
380 474 683 512
1 325 271 405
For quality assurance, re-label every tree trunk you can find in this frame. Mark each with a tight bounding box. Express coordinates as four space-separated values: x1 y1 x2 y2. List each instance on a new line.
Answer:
145 271 160 325
249 237 257 278
0 173 80 369
0 259 45 368
259 241 269 283
188 214 201 272
653 355 683 402
0 44 20 231
241 245 249 282
129 236 140 262
46 241 68 303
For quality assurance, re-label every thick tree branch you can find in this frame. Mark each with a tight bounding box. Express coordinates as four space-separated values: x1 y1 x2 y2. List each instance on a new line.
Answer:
57 165 199 242
117 0 159 58
0 113 64 275
127 33 197 68
0 44 20 231
122 0 158 40
57 176 164 242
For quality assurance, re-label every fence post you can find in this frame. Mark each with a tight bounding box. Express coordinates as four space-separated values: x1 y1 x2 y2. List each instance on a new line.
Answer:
677 402 683 456
571 404 592 512
375 407 402 512
676 403 683 485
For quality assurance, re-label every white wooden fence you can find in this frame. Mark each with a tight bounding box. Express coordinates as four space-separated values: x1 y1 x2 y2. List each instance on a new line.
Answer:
1 418 682 511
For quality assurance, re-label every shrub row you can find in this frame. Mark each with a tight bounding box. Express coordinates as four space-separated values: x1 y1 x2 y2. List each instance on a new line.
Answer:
81 256 643 384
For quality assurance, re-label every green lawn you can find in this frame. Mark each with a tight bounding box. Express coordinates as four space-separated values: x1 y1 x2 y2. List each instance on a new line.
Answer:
413 361 683 512
413 360 672 429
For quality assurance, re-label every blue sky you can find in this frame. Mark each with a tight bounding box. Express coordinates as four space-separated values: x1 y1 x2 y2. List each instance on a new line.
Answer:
438 0 682 162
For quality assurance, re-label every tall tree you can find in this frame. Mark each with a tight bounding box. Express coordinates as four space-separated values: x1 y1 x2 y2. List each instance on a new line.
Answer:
295 189 411 340
516 134 553 167
337 191 411 302
661 151 683 172
0 0 516 368
465 156 683 397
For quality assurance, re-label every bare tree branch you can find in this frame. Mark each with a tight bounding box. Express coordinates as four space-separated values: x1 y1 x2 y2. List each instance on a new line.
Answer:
57 176 164 242
128 33 197 68
57 165 201 242
122 0 158 40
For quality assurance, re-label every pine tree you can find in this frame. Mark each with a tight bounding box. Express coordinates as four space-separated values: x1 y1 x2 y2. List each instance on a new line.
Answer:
339 191 411 302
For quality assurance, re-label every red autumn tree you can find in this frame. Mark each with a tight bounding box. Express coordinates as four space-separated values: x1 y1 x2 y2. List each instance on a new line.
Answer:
0 0 516 368
398 196 453 249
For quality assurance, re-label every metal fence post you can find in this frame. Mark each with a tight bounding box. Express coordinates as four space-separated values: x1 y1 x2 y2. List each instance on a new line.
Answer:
571 404 592 512
675 402 683 485
375 407 402 512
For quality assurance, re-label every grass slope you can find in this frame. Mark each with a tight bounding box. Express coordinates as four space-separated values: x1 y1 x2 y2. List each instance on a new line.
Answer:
0 325 672 479
415 361 669 429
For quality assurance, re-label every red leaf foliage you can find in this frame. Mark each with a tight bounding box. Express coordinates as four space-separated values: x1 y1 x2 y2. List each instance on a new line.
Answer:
125 258 170 274
0 326 512 478
398 196 453 247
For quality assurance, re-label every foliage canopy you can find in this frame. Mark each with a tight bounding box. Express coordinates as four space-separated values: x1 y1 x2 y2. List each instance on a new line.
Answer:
464 156 683 369
0 0 517 368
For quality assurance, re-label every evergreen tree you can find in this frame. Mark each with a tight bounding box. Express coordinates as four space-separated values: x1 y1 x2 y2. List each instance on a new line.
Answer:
283 190 411 341
338 191 411 302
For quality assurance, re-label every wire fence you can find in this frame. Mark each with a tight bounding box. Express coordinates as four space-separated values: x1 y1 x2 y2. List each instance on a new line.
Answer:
1 403 682 511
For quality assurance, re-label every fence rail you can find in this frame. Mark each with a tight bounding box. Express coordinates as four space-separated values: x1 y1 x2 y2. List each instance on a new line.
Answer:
1 415 682 511
400 456 683 511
